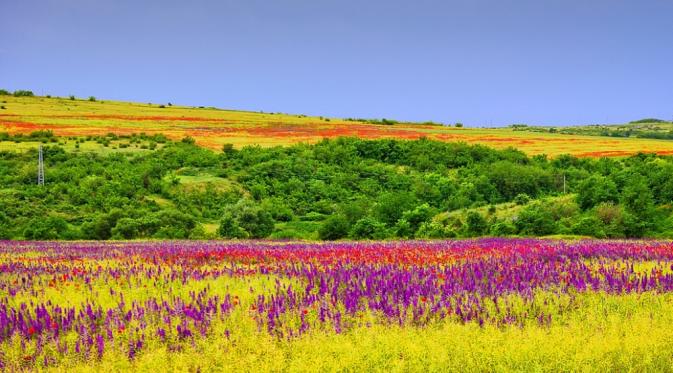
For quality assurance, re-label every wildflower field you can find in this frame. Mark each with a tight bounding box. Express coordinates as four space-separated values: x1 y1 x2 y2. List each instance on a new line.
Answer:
2 239 673 371
3 95 673 157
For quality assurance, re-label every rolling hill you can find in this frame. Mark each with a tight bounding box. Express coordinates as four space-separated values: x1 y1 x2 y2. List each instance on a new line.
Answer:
2 93 673 157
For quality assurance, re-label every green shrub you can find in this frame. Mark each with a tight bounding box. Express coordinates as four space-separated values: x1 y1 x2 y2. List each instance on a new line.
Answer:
515 202 557 236
415 221 449 239
300 212 325 221
217 213 248 239
217 200 274 239
576 175 618 210
394 219 414 238
490 221 517 236
12 90 34 97
318 214 350 240
570 215 606 238
350 217 389 240
464 211 488 236
514 193 531 205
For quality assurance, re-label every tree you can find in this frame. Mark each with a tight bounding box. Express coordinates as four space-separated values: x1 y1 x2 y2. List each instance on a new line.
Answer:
464 211 488 236
222 143 236 156
111 218 141 239
81 210 124 240
400 203 437 233
349 217 389 239
374 192 417 226
12 90 34 97
490 221 516 236
0 212 11 239
576 175 618 210
415 221 453 239
514 193 530 205
23 216 69 240
217 212 248 239
621 175 655 237
394 219 414 238
318 214 350 240
217 200 275 239
486 161 553 201
514 202 557 236
152 209 196 238
570 215 606 237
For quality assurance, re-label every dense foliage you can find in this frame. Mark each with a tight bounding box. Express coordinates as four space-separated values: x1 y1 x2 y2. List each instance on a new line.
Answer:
1 133 673 240
512 121 673 140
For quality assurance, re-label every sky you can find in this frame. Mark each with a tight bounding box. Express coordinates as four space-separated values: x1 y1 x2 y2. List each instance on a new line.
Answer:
1 0 672 126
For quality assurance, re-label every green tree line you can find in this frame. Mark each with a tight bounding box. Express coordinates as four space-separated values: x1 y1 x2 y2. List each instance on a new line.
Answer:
1 134 672 240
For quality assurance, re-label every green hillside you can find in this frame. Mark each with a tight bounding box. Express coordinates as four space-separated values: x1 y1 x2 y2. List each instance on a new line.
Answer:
1 131 673 240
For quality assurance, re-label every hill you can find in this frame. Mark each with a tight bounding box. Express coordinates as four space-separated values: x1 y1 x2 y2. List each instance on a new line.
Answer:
1 133 673 241
3 93 673 157
509 119 673 156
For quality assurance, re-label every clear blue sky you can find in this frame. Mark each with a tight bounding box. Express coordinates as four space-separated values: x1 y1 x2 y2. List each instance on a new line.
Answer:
1 0 672 126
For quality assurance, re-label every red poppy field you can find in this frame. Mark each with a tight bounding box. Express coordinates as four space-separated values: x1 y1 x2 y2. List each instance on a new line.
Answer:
2 95 673 157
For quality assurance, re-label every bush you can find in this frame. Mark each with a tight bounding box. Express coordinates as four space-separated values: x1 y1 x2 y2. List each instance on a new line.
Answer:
350 217 389 239
217 200 275 239
0 89 9 95
88 96 96 102
23 216 69 240
217 213 248 239
594 202 622 225
374 192 417 226
400 203 436 234
415 221 450 239
570 215 606 238
261 199 294 222
269 229 303 240
318 214 350 240
111 218 141 239
0 212 11 239
222 143 236 155
490 221 516 236
188 225 215 239
69 95 75 100
394 219 414 238
514 202 557 236
12 90 34 97
576 175 618 210
464 211 488 236
514 193 531 205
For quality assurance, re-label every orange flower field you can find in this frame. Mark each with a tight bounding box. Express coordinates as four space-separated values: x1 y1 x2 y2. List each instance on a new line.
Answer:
2 96 673 156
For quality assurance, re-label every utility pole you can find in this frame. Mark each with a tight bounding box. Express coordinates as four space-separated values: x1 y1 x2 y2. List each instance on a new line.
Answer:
37 144 44 186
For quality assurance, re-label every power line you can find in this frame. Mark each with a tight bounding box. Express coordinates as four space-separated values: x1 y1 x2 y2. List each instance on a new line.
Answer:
38 144 44 186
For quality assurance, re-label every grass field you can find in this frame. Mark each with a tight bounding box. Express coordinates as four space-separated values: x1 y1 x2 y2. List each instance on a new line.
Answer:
3 239 673 371
0 139 164 154
2 95 673 157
